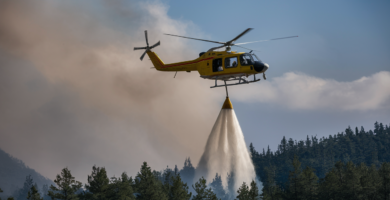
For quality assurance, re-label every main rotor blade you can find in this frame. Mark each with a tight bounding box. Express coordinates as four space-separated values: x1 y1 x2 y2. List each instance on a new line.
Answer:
164 33 225 45
150 41 160 49
140 51 147 61
235 36 298 45
145 30 149 46
207 44 226 52
228 28 253 44
134 47 147 50
234 45 261 52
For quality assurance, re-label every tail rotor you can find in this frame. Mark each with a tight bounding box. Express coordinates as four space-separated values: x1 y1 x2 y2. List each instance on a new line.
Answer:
134 30 160 61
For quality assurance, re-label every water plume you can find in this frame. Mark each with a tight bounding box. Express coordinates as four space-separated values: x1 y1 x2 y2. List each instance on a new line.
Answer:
196 97 257 194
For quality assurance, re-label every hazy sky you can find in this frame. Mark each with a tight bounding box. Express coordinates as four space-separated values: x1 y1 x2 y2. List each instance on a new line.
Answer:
0 0 389 184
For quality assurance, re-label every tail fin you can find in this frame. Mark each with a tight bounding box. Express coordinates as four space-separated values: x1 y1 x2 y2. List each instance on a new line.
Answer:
147 51 165 70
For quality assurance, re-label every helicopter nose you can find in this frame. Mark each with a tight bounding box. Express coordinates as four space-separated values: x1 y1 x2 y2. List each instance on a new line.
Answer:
254 61 269 73
263 63 269 72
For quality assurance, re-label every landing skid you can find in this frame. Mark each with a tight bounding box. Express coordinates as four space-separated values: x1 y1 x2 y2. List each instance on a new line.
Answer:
210 75 260 89
210 75 261 97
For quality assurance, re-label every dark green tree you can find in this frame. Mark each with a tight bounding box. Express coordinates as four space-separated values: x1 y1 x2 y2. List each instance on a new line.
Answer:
179 158 195 186
318 168 339 200
236 182 249 200
344 162 362 199
379 162 390 200
192 177 218 200
226 172 236 200
248 180 260 200
15 175 35 200
261 166 282 200
299 166 318 200
288 155 302 200
106 172 135 200
210 173 226 200
168 174 191 200
48 167 82 200
84 165 110 200
135 162 167 200
360 163 380 199
41 185 50 200
27 185 43 200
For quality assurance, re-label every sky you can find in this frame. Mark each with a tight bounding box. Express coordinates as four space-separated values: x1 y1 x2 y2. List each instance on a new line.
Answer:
0 0 389 184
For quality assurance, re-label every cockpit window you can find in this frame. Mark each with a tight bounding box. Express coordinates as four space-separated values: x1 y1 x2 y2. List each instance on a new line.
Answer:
251 53 261 62
240 54 255 65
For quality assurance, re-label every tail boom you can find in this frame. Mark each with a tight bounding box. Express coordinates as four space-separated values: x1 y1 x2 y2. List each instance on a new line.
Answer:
147 51 201 72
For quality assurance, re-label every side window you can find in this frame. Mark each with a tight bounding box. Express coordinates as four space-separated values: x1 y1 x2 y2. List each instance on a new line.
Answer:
225 57 238 68
212 58 223 72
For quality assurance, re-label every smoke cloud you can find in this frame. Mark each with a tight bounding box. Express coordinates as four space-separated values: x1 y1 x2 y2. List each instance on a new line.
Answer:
231 71 390 111
0 0 221 182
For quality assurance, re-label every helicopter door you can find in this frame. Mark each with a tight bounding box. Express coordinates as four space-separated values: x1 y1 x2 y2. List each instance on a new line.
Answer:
212 58 223 72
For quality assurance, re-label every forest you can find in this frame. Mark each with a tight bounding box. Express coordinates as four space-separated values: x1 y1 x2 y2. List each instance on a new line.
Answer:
0 160 261 200
252 122 390 199
0 122 389 200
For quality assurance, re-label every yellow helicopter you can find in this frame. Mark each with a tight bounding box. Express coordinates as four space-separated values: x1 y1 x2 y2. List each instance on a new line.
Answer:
134 28 297 96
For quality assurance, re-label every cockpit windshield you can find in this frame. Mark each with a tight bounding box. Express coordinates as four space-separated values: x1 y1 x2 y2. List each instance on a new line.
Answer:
240 53 255 65
251 53 262 62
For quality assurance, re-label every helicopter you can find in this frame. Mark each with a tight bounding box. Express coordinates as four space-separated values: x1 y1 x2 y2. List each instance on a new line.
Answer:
134 28 297 97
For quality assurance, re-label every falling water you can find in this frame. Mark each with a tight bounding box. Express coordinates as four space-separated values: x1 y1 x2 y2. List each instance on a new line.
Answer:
196 97 257 194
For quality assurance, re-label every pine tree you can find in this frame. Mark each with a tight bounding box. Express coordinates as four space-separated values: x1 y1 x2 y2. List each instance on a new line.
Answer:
318 167 339 199
180 158 195 186
106 172 135 200
210 173 226 200
360 163 380 199
27 185 43 200
300 166 318 200
85 165 110 200
41 185 50 200
249 143 258 158
261 166 281 200
168 174 191 200
135 162 167 200
379 162 390 200
288 155 302 200
344 162 362 199
248 180 260 200
226 172 236 199
192 177 218 200
236 182 249 200
48 167 82 200
15 175 35 200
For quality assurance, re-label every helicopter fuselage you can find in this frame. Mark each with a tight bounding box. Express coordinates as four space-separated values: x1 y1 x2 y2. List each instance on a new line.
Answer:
147 50 269 81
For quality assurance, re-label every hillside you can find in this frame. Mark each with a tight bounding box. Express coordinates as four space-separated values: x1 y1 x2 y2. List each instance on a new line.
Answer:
0 148 54 198
250 121 390 188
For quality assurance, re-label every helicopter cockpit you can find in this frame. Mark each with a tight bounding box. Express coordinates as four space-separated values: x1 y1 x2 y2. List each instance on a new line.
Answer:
240 53 262 65
240 53 269 73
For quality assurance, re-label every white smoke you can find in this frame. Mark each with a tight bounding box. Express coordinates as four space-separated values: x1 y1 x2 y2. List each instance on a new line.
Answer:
196 106 257 194
231 71 390 111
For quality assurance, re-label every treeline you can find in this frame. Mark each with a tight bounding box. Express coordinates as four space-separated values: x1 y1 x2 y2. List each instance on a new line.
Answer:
251 122 390 186
0 161 261 200
262 156 390 200
250 121 390 199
